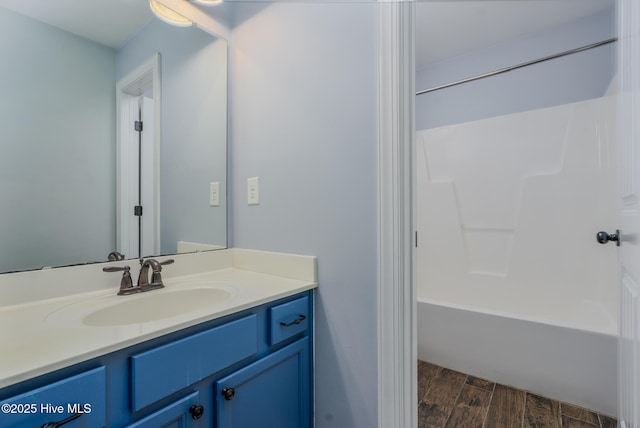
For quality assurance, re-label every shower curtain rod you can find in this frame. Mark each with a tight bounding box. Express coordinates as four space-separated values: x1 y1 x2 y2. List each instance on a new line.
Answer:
416 37 618 96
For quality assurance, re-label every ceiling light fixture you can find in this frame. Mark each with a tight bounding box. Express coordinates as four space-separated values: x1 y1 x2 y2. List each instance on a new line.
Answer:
192 0 223 6
149 0 193 27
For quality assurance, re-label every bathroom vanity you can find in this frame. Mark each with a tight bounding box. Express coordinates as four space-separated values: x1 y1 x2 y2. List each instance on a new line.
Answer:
0 249 316 428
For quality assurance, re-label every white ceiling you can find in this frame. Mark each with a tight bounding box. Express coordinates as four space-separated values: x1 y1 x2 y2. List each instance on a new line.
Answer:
0 0 153 49
416 0 615 71
0 0 615 59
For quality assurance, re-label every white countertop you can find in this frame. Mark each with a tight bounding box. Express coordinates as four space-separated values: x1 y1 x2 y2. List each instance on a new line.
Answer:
0 249 317 389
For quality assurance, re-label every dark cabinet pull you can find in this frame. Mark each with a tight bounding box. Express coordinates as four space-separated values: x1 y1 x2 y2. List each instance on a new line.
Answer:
222 387 235 401
189 404 204 420
41 413 82 428
280 314 306 327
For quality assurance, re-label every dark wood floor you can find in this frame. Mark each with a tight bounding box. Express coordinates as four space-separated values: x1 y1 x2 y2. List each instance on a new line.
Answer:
418 361 618 428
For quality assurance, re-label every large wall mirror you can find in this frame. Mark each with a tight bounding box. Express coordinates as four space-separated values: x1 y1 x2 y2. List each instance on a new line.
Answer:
0 0 227 274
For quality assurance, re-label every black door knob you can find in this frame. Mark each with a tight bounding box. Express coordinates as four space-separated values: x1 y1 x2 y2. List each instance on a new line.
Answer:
222 387 235 401
189 404 204 420
597 230 620 246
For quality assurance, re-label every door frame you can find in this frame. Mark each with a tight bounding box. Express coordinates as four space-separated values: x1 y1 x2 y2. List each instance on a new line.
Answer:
116 53 162 258
377 2 416 427
617 0 640 426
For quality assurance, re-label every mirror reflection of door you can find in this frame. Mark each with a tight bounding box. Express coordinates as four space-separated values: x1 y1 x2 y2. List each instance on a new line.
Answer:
128 95 156 259
117 55 160 260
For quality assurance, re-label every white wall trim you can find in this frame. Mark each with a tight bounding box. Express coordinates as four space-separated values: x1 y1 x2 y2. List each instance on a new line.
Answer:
378 2 416 428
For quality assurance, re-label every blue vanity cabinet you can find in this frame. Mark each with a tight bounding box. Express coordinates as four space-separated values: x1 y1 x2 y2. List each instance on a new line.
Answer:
0 290 313 428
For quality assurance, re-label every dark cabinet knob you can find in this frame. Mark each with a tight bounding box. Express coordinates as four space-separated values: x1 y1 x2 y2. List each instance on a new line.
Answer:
222 387 235 401
189 404 204 420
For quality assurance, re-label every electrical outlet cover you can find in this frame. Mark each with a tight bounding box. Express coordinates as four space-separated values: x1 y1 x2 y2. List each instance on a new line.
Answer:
247 177 259 205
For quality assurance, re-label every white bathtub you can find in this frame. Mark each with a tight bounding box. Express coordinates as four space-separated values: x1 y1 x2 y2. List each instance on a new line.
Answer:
416 97 618 416
417 297 617 416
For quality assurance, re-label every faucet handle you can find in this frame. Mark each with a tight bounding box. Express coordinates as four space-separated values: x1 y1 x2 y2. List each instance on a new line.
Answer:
103 265 129 273
149 259 174 288
138 258 174 267
103 265 138 295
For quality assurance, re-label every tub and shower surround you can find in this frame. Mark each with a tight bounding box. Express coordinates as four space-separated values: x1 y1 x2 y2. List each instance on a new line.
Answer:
416 96 618 416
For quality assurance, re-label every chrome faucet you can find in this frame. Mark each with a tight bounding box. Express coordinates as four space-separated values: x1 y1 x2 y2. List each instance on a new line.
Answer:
103 258 174 295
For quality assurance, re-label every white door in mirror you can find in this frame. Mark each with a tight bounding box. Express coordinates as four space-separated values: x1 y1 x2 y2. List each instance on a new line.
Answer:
248 177 260 205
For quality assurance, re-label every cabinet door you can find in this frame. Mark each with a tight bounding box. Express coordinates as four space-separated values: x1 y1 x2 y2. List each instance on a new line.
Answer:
0 367 105 428
215 338 310 428
126 392 203 428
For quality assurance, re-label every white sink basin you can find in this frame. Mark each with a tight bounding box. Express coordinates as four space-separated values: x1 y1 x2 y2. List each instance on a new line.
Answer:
83 287 232 326
46 282 235 327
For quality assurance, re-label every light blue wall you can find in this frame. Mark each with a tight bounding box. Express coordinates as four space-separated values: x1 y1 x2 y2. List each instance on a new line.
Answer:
0 7 116 272
229 3 379 427
116 21 227 254
416 8 616 130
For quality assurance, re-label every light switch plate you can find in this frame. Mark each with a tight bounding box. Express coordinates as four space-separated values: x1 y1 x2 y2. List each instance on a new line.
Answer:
247 177 259 205
209 182 220 206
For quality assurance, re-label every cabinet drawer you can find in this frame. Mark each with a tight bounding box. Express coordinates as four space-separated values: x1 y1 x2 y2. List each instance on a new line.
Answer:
268 296 309 346
0 366 106 428
131 314 257 411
